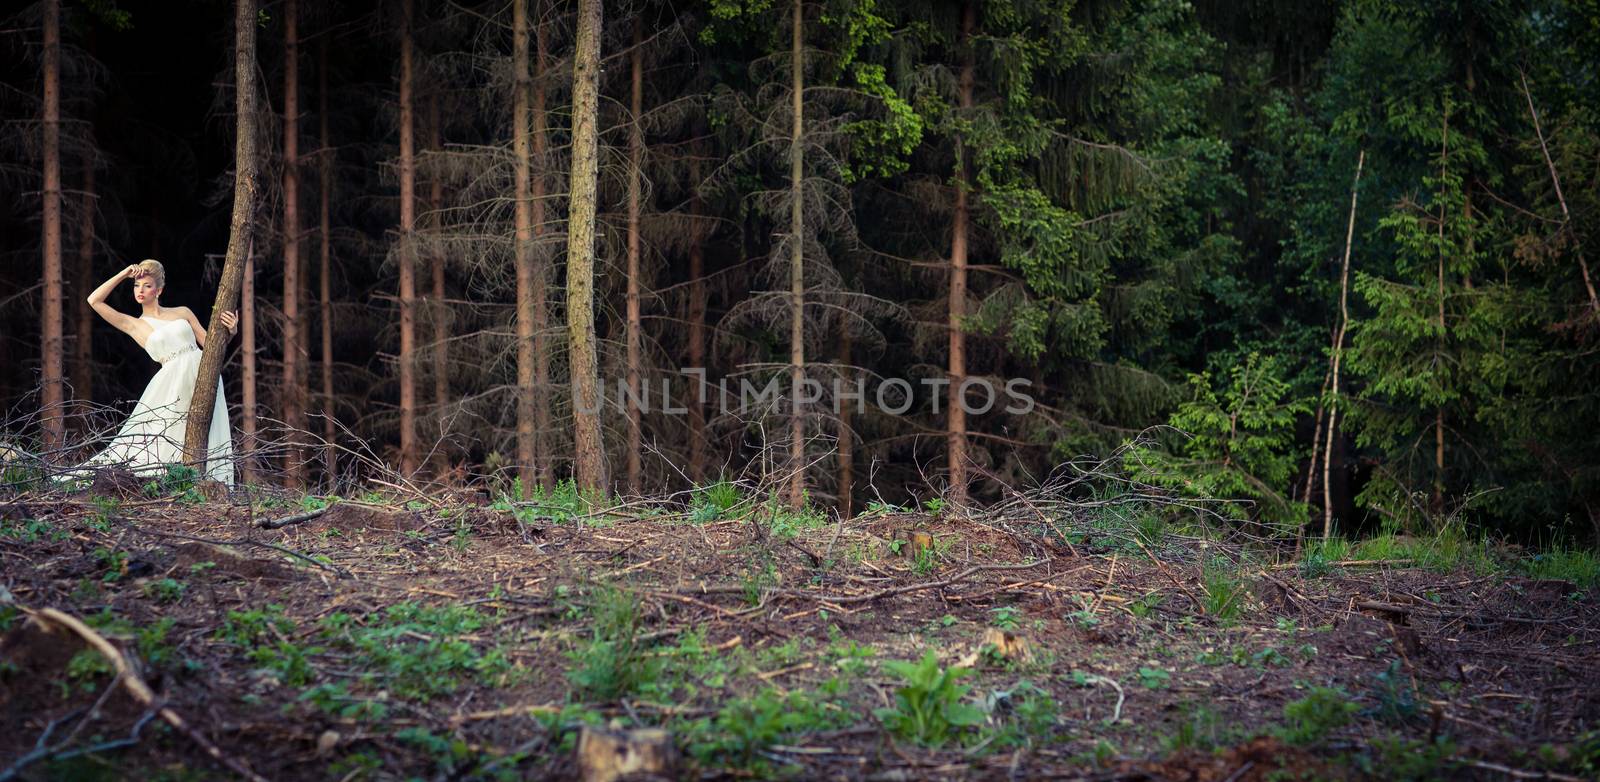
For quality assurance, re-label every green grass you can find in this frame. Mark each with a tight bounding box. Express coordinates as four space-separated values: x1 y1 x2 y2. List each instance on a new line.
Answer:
1298 537 1352 577
491 477 594 526
318 602 517 701
683 688 847 772
763 491 829 538
1200 560 1250 625
691 477 744 523
142 464 205 503
1353 525 1497 575
1299 529 1597 591
1522 546 1600 589
566 587 656 700
1276 687 1358 745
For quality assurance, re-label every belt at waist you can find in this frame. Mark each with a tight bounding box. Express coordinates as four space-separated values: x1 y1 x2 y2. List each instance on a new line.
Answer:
154 345 200 364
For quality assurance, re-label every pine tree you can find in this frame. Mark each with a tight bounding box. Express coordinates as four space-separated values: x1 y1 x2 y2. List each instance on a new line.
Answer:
1346 102 1490 530
40 0 63 454
186 0 262 472
568 0 607 494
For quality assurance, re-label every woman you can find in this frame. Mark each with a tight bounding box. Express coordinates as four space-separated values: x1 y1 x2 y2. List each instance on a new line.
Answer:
80 259 238 485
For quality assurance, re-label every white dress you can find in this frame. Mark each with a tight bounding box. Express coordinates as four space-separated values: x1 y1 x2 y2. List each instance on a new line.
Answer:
81 315 235 485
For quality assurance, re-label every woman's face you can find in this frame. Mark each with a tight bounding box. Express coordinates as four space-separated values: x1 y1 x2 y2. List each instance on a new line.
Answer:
132 275 161 305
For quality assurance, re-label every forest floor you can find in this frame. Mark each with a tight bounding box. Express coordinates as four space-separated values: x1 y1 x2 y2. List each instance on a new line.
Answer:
2 471 1598 781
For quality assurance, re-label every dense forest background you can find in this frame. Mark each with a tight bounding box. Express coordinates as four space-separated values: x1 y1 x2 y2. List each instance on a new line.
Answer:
2 0 1597 545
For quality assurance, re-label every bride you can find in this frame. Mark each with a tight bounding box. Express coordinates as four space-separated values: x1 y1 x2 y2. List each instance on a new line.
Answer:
79 259 238 485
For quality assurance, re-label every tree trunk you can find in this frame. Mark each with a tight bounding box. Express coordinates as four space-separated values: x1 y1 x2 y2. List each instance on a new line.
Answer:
41 0 63 454
567 0 607 494
185 0 260 473
514 0 536 489
74 154 95 417
398 0 419 477
786 0 806 509
532 6 553 489
625 18 644 496
837 330 853 517
241 250 257 483
319 39 336 486
1434 118 1448 513
1322 149 1363 538
687 153 706 485
281 0 304 488
946 0 975 507
429 91 448 478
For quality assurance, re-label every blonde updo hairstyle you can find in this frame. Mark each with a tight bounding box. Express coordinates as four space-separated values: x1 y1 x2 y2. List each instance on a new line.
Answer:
134 259 166 289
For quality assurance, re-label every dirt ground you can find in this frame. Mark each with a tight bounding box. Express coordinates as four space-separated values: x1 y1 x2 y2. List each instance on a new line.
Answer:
2 477 1597 781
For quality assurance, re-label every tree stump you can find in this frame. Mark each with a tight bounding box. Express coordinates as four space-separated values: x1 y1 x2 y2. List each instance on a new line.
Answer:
575 725 677 782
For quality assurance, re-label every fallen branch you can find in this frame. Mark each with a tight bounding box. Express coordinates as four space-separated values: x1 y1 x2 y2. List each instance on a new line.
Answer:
1269 558 1416 571
257 505 331 530
789 561 1047 606
1078 673 1125 723
1460 757 1587 782
24 607 272 782
945 563 1096 603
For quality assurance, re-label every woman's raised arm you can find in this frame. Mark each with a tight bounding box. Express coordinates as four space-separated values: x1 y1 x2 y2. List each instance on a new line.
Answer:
87 265 145 340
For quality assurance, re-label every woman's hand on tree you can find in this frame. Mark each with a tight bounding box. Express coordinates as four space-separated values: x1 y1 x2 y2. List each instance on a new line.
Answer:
219 310 239 336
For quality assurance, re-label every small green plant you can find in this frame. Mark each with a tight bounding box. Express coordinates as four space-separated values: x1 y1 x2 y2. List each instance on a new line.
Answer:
1362 735 1458 781
2 449 48 493
686 689 842 771
824 634 876 676
491 477 592 526
741 555 780 606
0 517 63 543
875 650 985 746
142 577 186 603
1200 560 1249 624
83 496 120 532
217 604 294 645
1165 702 1230 752
250 640 321 686
911 536 952 575
690 478 744 523
1365 659 1420 725
93 547 129 583
62 649 113 695
451 516 473 552
567 587 656 700
985 679 1059 748
298 682 387 721
395 727 478 778
1136 666 1171 690
1129 592 1164 619
922 497 945 516
764 491 828 538
1276 687 1358 745
989 606 1021 630
143 464 204 503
